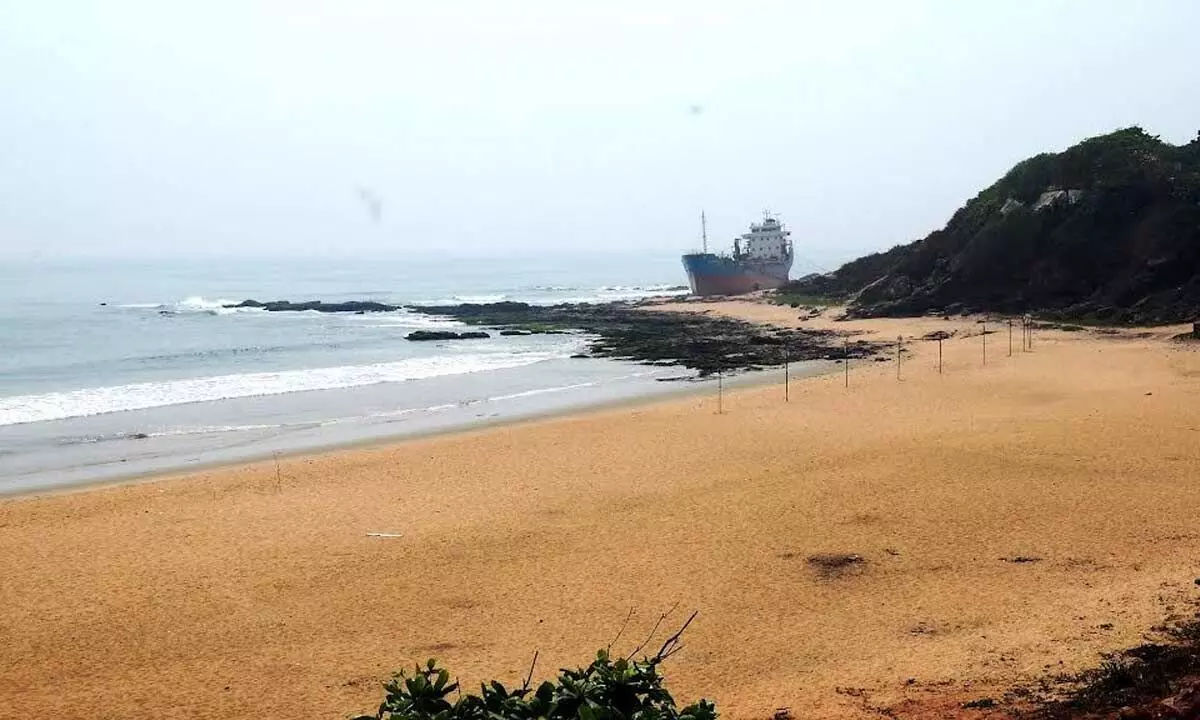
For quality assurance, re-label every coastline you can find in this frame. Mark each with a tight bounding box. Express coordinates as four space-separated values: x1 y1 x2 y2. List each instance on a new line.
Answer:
1 295 866 498
3 303 1199 719
0 358 833 502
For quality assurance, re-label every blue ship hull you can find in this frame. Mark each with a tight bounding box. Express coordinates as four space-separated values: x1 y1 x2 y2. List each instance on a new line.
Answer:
681 253 791 296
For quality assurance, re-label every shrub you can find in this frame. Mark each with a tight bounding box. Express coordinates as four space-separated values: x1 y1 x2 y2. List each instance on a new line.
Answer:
354 616 716 720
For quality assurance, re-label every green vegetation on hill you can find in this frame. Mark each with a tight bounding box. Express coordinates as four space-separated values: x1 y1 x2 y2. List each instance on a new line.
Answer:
782 128 1200 324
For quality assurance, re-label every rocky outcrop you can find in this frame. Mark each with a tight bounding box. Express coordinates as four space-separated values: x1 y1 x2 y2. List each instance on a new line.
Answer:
405 330 490 341
229 298 884 373
418 301 882 375
230 300 400 313
1030 187 1084 212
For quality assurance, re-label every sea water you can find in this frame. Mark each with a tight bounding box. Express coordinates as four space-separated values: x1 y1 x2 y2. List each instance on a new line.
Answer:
0 251 698 494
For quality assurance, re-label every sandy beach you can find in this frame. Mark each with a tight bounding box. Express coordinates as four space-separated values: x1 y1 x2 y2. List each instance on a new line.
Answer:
3 302 1199 719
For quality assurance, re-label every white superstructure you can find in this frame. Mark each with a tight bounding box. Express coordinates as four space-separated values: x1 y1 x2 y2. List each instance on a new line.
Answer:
734 212 793 262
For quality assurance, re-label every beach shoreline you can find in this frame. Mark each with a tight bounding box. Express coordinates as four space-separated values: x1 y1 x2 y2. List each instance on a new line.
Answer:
3 302 1198 720
0 359 828 502
1 292 862 498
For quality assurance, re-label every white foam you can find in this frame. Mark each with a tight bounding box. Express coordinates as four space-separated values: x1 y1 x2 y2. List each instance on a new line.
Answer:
155 423 287 436
177 296 232 310
170 296 265 316
357 311 465 329
0 351 563 426
452 294 508 304
114 297 262 315
487 381 598 402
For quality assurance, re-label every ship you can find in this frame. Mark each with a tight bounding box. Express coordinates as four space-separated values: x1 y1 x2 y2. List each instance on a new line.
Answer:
681 211 794 296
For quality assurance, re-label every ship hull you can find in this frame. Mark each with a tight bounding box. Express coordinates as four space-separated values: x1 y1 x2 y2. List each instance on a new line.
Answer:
681 253 791 296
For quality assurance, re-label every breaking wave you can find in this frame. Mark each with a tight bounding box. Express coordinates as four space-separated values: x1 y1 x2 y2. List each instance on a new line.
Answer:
117 296 266 316
0 350 564 426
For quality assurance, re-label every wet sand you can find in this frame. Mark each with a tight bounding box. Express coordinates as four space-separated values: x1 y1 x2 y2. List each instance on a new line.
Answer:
3 302 1199 719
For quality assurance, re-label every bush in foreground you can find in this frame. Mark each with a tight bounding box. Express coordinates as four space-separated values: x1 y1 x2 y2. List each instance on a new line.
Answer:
354 616 715 720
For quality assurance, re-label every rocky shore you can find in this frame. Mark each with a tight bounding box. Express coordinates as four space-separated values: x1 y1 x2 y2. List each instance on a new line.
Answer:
225 299 883 375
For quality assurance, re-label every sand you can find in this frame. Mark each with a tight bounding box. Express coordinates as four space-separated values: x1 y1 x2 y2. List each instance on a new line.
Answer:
2 302 1199 720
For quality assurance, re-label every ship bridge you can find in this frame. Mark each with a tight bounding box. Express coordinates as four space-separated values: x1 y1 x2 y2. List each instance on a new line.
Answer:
735 212 793 261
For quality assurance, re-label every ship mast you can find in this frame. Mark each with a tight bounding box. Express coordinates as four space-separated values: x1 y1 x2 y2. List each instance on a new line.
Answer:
701 211 708 253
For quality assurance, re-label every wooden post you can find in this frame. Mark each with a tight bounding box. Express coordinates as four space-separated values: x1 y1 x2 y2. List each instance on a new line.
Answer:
784 346 790 403
717 366 724 414
1008 319 1013 357
896 335 902 380
844 338 849 388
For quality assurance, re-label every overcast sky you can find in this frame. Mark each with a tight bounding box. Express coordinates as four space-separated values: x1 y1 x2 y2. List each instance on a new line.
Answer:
1 1 1197 267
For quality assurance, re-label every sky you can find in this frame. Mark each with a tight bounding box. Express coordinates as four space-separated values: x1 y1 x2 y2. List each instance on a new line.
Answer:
0 1 1198 268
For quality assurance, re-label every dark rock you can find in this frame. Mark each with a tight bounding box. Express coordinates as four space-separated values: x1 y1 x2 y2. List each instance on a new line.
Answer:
227 297 886 373
961 698 997 709
1160 680 1200 718
406 331 459 341
416 301 886 374
229 299 401 313
405 330 490 341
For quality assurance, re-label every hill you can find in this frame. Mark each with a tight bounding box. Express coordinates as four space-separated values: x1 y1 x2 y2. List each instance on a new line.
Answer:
784 127 1200 324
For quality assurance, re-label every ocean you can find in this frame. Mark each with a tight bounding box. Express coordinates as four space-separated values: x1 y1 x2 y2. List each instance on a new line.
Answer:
0 251 701 494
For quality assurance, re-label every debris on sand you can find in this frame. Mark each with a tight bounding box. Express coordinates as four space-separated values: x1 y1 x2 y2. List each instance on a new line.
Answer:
1001 555 1043 564
805 553 866 579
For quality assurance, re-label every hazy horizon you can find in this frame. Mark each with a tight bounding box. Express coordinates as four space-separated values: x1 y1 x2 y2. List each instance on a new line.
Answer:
2 1 1198 268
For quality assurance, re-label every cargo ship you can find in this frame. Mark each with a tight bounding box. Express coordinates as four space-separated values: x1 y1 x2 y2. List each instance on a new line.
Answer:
681 211 794 296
